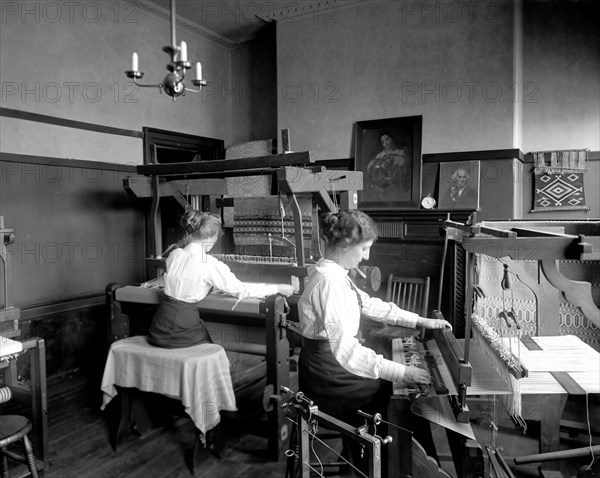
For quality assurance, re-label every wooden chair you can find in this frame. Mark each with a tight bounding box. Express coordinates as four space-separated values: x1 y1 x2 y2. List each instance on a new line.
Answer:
386 275 431 316
0 387 40 478
362 275 431 347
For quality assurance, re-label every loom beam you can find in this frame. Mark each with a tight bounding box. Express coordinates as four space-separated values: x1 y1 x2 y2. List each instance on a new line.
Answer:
137 151 313 176
449 220 600 329
124 156 362 275
514 445 600 465
276 166 363 210
124 176 228 198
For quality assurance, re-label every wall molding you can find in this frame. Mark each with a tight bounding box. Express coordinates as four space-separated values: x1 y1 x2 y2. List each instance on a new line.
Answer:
422 149 526 163
133 0 368 48
0 152 137 172
421 149 599 164
132 0 238 49
19 294 105 322
0 107 143 139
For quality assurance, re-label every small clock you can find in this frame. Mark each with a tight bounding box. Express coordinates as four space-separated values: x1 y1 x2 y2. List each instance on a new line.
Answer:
421 194 437 209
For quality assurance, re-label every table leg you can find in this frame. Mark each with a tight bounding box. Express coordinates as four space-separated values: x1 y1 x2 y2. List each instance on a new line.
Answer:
387 396 414 478
530 393 568 477
26 338 48 472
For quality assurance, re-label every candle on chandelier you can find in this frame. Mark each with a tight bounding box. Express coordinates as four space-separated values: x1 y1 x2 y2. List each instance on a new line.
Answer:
180 41 187 62
131 52 139 71
195 62 202 80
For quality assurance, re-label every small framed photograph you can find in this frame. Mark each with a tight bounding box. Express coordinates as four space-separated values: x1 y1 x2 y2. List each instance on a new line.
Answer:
355 116 423 209
437 161 480 209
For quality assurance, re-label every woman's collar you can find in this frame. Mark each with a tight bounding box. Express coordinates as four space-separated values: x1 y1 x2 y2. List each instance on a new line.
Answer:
184 241 211 258
317 258 349 275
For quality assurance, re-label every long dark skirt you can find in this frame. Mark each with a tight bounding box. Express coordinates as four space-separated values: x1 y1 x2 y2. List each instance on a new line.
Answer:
148 295 212 349
298 338 392 475
298 338 391 426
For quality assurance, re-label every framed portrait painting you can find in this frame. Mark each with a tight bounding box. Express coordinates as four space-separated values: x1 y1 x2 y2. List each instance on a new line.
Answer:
355 116 422 209
437 161 480 210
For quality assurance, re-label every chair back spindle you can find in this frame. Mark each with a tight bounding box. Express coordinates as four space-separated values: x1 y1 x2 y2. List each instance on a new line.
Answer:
386 275 431 317
0 386 12 404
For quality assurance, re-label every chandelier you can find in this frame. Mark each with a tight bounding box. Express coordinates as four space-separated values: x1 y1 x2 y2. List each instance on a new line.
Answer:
125 0 205 101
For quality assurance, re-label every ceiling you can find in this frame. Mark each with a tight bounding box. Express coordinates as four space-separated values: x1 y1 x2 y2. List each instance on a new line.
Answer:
139 0 364 46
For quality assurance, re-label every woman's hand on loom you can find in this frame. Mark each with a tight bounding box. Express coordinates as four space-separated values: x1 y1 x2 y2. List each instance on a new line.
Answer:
276 284 295 297
403 366 431 385
417 317 452 331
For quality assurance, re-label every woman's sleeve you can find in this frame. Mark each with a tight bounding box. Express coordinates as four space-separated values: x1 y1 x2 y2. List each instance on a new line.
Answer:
318 280 407 383
207 260 280 299
357 287 419 328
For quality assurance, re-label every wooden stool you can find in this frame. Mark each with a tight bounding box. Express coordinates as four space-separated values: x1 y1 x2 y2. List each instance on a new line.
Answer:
0 386 40 478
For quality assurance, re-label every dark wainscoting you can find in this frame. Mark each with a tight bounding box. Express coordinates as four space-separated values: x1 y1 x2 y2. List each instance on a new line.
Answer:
16 296 108 384
1 153 144 383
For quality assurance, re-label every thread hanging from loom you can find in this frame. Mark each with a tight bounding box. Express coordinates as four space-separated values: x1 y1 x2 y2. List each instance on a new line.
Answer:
233 195 313 258
472 255 529 429
586 392 596 470
471 315 525 428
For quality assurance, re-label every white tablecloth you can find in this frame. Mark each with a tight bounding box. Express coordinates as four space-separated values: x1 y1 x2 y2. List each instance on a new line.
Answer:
101 336 237 437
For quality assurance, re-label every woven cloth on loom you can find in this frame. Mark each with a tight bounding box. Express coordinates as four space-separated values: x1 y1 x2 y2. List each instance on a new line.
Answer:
233 195 313 258
560 302 600 350
474 256 600 350
225 139 274 197
474 257 538 338
531 149 590 212
221 139 275 227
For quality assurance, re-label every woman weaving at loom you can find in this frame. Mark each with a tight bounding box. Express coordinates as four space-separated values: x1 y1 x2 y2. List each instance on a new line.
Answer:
297 210 451 470
148 209 295 348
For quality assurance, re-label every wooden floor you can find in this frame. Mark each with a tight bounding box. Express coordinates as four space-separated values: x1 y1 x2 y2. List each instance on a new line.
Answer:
3 374 598 478
41 376 292 478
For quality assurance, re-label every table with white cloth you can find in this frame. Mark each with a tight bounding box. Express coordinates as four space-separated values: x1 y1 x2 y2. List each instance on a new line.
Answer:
101 336 237 440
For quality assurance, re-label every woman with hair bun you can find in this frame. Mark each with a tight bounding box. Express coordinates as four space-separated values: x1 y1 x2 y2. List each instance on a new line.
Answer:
297 210 451 427
148 209 295 349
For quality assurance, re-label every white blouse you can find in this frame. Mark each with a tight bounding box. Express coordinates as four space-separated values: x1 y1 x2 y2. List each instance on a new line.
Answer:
163 242 280 302
298 259 419 383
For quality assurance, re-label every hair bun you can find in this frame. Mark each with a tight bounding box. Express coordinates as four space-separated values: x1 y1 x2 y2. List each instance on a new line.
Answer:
180 209 222 241
181 210 199 231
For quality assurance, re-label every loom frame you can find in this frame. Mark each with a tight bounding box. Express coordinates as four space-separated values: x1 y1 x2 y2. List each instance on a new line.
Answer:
123 152 363 276
281 387 387 478
445 219 600 332
108 155 365 462
445 218 600 477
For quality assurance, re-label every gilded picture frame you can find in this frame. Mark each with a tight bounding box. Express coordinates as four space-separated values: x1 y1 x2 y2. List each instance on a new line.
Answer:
355 116 423 209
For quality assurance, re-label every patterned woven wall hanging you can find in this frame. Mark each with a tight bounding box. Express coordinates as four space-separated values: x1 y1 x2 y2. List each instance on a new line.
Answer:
531 149 590 212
